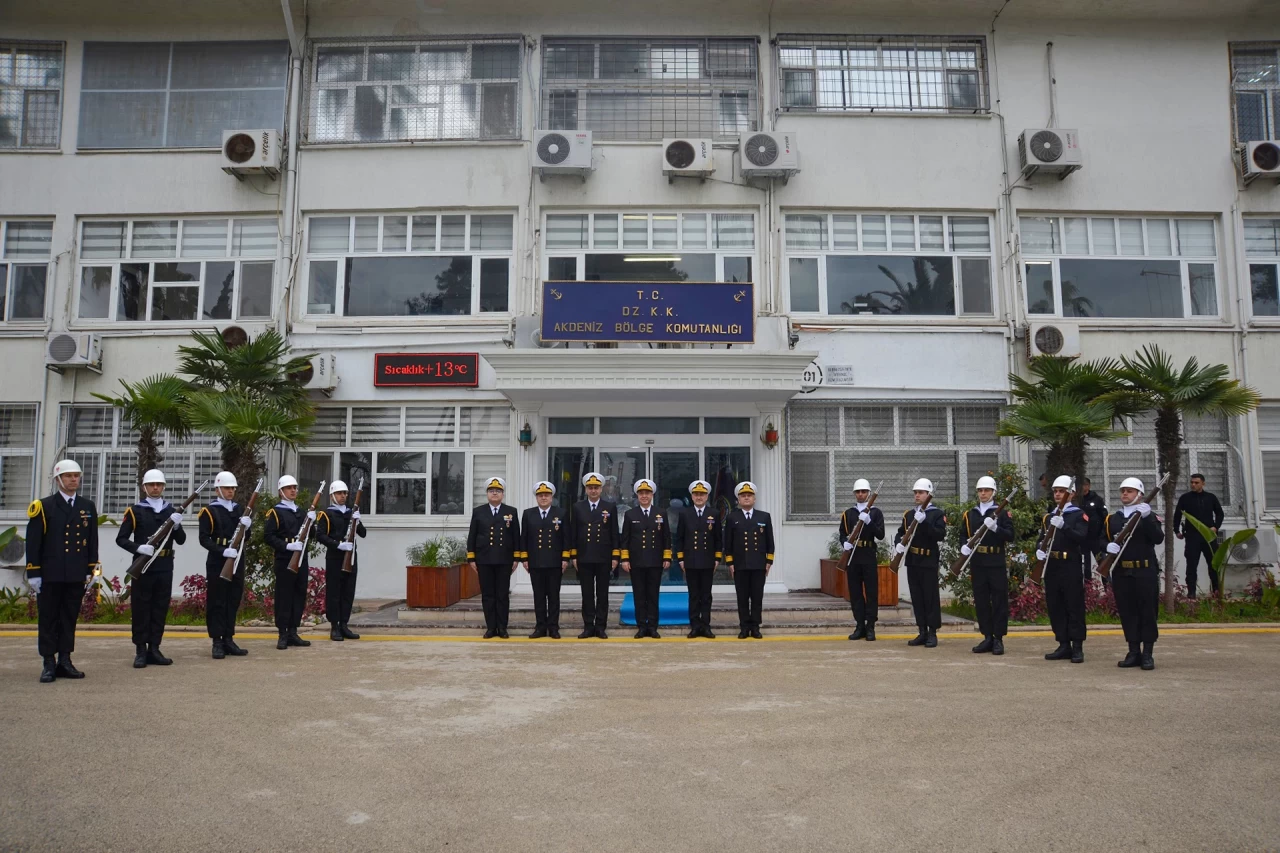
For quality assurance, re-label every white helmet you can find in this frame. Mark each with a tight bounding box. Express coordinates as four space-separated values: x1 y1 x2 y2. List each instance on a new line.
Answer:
853 478 871 492
213 471 238 489
52 459 82 479
912 478 934 493
329 480 349 495
975 475 997 491
1119 477 1145 492
1052 475 1075 490
142 469 166 485
277 474 299 491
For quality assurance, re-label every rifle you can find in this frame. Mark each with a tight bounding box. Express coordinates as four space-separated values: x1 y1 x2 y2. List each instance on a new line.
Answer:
1030 487 1076 586
341 478 365 574
287 480 326 573
127 479 209 579
1095 474 1170 579
837 482 881 571
948 488 1019 580
889 489 934 574
219 478 263 582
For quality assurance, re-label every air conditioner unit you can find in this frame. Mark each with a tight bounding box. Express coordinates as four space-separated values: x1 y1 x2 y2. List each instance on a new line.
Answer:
1224 526 1279 567
662 138 714 181
1018 128 1082 180
45 332 102 373
1026 322 1081 359
1240 140 1280 185
221 129 280 179
532 130 593 178
739 131 800 179
294 353 337 393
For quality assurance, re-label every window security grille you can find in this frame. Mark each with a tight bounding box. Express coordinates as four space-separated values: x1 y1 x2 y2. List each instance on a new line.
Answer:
1231 43 1280 143
0 41 64 148
0 404 38 511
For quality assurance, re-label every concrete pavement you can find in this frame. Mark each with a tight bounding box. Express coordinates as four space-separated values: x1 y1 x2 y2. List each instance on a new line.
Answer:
1 631 1277 852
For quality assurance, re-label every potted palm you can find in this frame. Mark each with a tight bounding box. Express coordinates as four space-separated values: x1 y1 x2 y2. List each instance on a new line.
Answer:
406 535 466 608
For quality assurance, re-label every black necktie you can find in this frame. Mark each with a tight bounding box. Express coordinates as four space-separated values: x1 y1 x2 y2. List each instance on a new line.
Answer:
745 512 751 521
591 503 597 511
541 511 547 520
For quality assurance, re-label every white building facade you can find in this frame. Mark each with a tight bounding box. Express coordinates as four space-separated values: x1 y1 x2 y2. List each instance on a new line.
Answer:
2 0 1279 597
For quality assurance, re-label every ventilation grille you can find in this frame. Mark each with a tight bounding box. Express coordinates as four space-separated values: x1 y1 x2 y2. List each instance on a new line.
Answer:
743 133 778 167
1029 130 1063 163
665 140 696 169
47 334 79 362
1033 325 1065 356
537 132 571 165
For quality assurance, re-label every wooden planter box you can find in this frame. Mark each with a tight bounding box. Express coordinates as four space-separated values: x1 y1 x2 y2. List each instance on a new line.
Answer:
406 564 461 608
459 562 481 600
820 558 900 607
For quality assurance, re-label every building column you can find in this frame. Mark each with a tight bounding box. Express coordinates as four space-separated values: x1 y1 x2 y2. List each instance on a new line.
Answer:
510 405 543 504
755 403 788 592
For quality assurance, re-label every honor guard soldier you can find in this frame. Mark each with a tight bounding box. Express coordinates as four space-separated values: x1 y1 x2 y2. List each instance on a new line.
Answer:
116 469 186 668
569 472 620 639
676 480 720 639
520 481 569 639
264 475 313 651
199 472 250 659
1106 478 1164 670
467 477 520 639
316 480 365 642
959 476 1014 655
1036 475 1091 663
894 478 947 648
26 459 99 683
838 478 885 642
723 482 774 639
621 479 671 639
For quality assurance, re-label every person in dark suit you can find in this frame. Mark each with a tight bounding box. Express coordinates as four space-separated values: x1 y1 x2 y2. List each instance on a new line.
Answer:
723 481 774 639
1076 477 1108 583
115 468 186 668
676 479 720 639
621 478 671 639
569 472 619 639
26 459 99 683
958 475 1015 655
894 477 948 649
1172 473 1225 598
520 480 569 639
837 477 885 642
316 480 366 642
1105 477 1164 670
1037 475 1092 664
467 477 520 639
198 471 251 660
263 474 314 651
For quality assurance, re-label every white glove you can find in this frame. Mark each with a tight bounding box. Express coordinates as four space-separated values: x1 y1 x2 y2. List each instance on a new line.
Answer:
1135 503 1151 517
239 516 252 528
222 547 239 559
913 510 926 523
136 544 155 557
286 542 304 552
894 543 906 555
858 511 871 525
29 577 42 595
338 542 354 552
306 510 316 522
960 544 972 557
1035 549 1048 561
351 510 361 521
841 541 854 552
1049 515 1064 529
984 517 998 531
1106 542 1122 554
169 512 183 525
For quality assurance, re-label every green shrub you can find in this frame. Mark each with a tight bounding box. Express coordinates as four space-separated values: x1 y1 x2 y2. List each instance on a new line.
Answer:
407 535 466 566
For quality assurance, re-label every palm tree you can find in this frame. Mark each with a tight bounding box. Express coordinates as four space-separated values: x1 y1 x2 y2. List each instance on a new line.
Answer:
871 258 955 315
176 329 316 502
1100 345 1261 613
91 374 191 497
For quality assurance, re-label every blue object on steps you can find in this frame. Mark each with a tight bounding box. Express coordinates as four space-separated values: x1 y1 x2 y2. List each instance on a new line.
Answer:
619 591 690 626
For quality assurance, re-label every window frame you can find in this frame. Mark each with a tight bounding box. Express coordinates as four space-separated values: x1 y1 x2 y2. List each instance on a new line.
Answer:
0 403 39 512
0 40 65 150
0 219 53 323
1244 216 1280 321
1229 42 1280 143
1260 405 1280 511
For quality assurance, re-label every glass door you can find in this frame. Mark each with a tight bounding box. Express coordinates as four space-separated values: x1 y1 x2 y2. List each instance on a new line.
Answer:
653 450 699 584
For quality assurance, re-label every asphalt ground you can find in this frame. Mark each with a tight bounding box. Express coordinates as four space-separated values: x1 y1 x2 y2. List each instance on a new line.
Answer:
1 629 1277 853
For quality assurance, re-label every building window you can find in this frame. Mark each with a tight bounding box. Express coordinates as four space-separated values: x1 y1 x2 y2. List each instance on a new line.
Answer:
785 402 1002 519
0 404 38 511
0 41 64 149
1261 406 1280 510
541 37 759 141
76 218 276 323
58 405 222 515
1019 215 1219 319
777 34 988 114
784 212 993 317
304 36 522 144
1245 217 1280 317
1 220 52 322
297 405 510 516
1231 43 1280 143
304 212 513 318
78 41 289 149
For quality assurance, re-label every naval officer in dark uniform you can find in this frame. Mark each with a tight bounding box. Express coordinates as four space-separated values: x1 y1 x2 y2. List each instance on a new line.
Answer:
958 475 1014 655
467 477 520 639
1105 477 1164 671
115 468 186 668
569 472 619 639
316 479 366 642
621 478 671 639
198 471 251 659
676 479 720 639
263 474 314 650
1037 475 1092 664
837 477 885 642
723 481 774 639
520 480 569 639
894 477 948 649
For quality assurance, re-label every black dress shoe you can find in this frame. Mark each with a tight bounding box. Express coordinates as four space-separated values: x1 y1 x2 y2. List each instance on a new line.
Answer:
865 627 876 642
330 627 344 641
972 636 994 654
738 629 749 639
340 624 360 640
924 632 937 648
650 629 661 639
688 629 700 639
146 646 172 666
277 634 289 650
134 645 148 669
529 628 548 639
634 629 647 639
991 636 1004 655
548 629 561 639
286 632 311 647
223 638 248 656
1044 642 1071 660
484 629 498 639
497 629 510 639
907 633 926 646
596 628 608 639
704 628 716 639
577 629 593 639
1070 642 1084 664
55 658 85 679
850 624 867 641
212 640 227 659
1118 651 1142 668
750 628 763 639
40 656 56 683
1140 655 1155 671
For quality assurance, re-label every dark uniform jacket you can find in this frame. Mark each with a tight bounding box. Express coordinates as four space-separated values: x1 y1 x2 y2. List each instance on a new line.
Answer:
25 493 100 583
467 503 520 564
894 505 948 570
1172 490 1224 546
960 504 1015 569
264 502 310 570
198 501 243 570
116 500 187 572
676 504 722 571
316 506 366 570
1104 508 1164 572
519 506 569 570
838 505 885 567
1039 504 1091 569
620 505 672 567
1077 490 1108 552
723 508 775 572
569 499 620 564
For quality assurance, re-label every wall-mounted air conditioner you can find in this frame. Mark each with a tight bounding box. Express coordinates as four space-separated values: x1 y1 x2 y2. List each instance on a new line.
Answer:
532 130 593 178
1224 527 1279 567
1240 140 1280 185
662 138 714 181
45 332 103 373
221 129 280 179
1018 128 1082 180
1027 322 1081 359
294 353 337 393
739 131 801 180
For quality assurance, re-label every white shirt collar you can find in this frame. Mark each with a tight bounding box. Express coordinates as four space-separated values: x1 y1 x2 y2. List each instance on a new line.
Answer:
1121 503 1140 518
59 490 75 503
279 499 298 511
145 496 167 511
855 502 868 511
328 504 349 514
977 501 995 513
214 498 236 511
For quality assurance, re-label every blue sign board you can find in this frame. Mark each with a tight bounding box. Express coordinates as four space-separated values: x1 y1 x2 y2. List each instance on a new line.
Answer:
541 281 754 344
